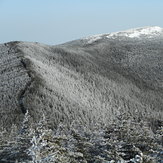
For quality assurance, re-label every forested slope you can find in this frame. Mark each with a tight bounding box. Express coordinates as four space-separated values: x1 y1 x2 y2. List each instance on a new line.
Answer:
0 27 162 162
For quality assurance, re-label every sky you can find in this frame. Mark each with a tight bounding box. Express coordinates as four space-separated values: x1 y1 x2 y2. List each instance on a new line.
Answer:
0 0 163 45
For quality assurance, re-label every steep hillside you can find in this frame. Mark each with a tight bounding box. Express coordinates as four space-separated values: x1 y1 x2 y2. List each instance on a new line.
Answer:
0 27 163 162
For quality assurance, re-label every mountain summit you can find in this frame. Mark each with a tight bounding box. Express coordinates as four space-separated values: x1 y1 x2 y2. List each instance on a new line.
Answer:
84 26 163 44
0 27 163 162
108 26 163 38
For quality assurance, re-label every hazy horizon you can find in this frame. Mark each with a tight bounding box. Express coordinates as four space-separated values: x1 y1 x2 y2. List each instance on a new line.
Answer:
0 0 163 45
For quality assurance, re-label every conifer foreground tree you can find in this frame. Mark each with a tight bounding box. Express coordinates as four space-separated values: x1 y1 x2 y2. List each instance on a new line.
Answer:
0 110 32 162
0 111 162 163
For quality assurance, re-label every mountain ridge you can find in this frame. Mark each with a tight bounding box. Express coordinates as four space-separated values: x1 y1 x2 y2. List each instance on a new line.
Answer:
0 27 163 162
78 26 163 44
0 27 162 129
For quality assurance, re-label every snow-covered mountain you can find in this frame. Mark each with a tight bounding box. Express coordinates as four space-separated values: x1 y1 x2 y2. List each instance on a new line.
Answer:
84 26 163 44
0 27 163 162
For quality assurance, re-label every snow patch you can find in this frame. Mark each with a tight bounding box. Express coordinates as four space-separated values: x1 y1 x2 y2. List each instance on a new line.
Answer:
107 26 163 38
83 34 104 44
83 27 163 44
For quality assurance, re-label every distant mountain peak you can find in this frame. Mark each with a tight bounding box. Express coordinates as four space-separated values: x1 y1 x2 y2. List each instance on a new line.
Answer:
108 26 163 38
84 26 163 44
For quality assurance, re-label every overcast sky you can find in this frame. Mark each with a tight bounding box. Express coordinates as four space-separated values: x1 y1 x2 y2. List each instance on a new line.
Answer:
0 0 162 45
